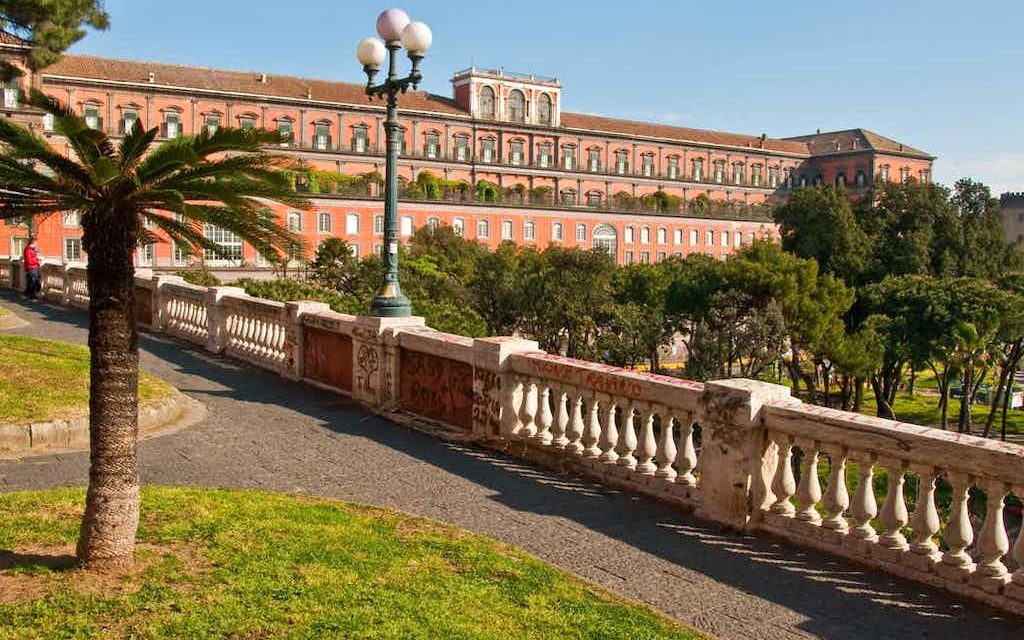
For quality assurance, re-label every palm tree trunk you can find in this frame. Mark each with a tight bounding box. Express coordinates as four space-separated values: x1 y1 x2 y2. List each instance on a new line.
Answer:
77 223 140 570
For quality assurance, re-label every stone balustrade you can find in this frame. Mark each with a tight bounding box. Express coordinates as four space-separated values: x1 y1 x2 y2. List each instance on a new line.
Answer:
0 255 1021 616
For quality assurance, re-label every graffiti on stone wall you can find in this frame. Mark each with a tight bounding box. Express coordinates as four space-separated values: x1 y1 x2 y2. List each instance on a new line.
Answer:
472 369 501 435
304 327 354 392
400 349 474 430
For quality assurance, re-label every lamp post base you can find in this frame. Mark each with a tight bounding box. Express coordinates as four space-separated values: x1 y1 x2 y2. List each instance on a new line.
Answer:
369 293 412 318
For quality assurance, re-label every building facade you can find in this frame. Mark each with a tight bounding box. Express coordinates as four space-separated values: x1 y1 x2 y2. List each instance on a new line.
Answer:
0 33 935 268
1001 192 1024 246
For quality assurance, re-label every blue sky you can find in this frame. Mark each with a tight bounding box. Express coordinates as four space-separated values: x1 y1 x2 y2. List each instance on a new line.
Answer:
70 0 1023 193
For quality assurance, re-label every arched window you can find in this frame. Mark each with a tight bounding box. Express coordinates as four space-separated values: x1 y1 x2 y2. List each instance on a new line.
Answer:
479 86 496 119
640 226 651 244
538 93 553 125
552 221 564 241
593 224 618 256
657 227 667 244
576 223 587 241
508 89 526 123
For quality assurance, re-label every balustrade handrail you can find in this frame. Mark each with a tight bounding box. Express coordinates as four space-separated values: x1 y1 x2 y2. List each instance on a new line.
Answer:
763 401 1024 484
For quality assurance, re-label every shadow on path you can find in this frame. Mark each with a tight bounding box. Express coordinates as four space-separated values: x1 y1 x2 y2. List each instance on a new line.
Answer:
0 292 1021 640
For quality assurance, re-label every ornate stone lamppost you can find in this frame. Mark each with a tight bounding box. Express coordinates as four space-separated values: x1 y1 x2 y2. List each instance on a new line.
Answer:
357 8 432 317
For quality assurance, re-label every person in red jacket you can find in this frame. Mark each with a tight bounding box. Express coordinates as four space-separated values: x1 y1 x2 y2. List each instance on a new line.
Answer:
22 237 42 299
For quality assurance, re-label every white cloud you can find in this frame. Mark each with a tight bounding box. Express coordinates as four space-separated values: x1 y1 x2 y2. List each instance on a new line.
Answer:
937 153 1024 195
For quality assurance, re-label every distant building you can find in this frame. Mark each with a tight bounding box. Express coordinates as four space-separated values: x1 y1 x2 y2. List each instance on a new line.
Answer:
1001 192 1024 246
0 32 935 269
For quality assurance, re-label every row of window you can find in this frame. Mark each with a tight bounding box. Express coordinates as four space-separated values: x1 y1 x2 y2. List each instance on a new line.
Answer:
477 86 553 125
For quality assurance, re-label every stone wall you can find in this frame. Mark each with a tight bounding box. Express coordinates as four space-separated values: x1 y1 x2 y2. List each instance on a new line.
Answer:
2 255 1022 616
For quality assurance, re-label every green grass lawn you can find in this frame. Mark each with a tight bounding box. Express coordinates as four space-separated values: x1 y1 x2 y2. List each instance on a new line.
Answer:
0 335 171 423
0 487 702 640
859 383 1024 435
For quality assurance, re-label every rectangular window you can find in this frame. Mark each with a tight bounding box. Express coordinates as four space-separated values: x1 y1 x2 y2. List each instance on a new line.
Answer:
692 159 704 181
576 224 586 242
455 136 469 161
84 106 101 130
121 109 139 134
287 211 302 232
400 216 413 236
174 242 188 266
562 147 575 170
510 141 524 166
317 212 332 233
625 227 635 244
453 218 465 236
733 164 743 185
345 213 359 235
706 230 714 246
769 166 779 188
538 144 551 168
673 229 682 245
668 157 679 179
481 139 495 163
314 124 331 150
425 132 440 158
477 219 490 238
64 237 82 261
734 232 742 248
588 149 601 172
690 229 699 245
42 112 55 131
640 251 650 264
373 215 385 236
714 162 724 183
552 222 563 241
278 121 294 145
721 231 729 246
752 165 762 187
349 244 360 258
642 155 654 177
352 127 368 152
616 153 628 175
239 116 256 131
501 220 513 240
657 228 667 244
640 227 650 244
137 242 155 266
164 114 180 138
657 251 666 262
523 221 535 240
205 114 220 135
2 80 18 108
624 251 634 265
63 211 81 228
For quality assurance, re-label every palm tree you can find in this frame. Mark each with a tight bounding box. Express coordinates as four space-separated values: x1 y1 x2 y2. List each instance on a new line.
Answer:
0 92 307 569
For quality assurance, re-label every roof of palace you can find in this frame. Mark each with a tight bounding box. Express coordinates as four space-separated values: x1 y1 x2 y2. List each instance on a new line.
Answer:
784 128 933 159
38 55 931 159
0 31 31 47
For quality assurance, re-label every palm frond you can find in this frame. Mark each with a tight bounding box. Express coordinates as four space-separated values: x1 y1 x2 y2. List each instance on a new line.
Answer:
117 120 159 173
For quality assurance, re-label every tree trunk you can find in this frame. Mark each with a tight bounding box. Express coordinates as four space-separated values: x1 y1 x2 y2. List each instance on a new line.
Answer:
872 376 895 420
77 216 140 570
958 367 973 434
853 376 864 412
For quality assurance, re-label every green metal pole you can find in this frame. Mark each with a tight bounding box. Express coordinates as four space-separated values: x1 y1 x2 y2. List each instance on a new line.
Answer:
369 44 411 317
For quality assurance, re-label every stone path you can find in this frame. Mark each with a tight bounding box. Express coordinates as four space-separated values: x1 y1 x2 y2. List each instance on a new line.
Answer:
1 293 1021 640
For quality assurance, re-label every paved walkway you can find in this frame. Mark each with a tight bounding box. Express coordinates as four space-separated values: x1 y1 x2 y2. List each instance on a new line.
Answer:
0 293 1021 640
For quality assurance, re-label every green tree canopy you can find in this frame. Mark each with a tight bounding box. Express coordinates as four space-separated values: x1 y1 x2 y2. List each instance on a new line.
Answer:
1 1 109 80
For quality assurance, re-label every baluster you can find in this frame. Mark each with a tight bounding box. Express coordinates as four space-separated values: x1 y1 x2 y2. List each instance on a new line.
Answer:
819 448 851 532
500 374 522 437
770 435 797 517
581 396 602 458
533 384 553 445
975 479 1011 588
1012 485 1024 591
878 459 909 551
598 397 619 463
635 406 657 475
565 390 585 454
941 473 976 576
676 418 697 487
795 442 822 523
617 402 638 469
655 411 677 481
849 453 878 542
908 467 942 562
550 386 569 448
518 377 538 439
